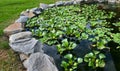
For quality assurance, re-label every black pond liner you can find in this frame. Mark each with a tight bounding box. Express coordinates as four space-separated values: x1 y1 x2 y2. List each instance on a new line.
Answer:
37 40 116 71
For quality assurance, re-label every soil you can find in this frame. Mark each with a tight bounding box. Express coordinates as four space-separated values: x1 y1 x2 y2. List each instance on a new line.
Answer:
0 36 26 71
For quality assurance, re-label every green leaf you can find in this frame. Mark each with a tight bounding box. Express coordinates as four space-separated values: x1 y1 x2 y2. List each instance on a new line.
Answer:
97 42 106 50
64 54 73 60
77 58 83 63
84 57 89 62
71 42 77 49
61 61 68 68
117 46 120 49
81 33 88 40
95 59 99 67
93 50 100 55
85 52 94 58
99 53 106 59
98 60 105 67
88 61 94 67
113 33 120 45
62 39 69 47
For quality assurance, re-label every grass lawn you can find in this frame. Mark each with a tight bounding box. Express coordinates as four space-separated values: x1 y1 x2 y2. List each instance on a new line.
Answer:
0 0 55 36
0 0 55 70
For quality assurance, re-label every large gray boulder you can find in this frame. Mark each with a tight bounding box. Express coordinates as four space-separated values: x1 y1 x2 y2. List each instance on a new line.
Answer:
9 32 44 55
9 38 38 55
24 52 58 71
9 31 32 43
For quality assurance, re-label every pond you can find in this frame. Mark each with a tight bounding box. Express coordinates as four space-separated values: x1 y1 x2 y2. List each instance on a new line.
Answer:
25 2 120 71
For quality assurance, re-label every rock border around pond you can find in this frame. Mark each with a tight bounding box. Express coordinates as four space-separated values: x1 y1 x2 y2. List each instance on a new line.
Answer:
3 0 119 71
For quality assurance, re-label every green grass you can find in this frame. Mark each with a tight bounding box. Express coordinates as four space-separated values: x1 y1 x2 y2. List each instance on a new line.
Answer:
0 0 55 36
0 0 55 70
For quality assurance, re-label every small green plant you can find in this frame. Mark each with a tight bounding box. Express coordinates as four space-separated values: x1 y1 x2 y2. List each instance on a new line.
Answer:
61 54 83 71
56 39 77 54
84 50 106 69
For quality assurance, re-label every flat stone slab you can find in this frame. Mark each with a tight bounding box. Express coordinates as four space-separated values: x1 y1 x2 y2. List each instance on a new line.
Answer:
4 23 23 36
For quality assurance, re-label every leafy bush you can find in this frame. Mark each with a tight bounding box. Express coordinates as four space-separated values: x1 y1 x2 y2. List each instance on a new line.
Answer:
25 4 120 70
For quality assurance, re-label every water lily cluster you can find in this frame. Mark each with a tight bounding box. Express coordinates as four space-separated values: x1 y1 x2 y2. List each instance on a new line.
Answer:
25 4 120 70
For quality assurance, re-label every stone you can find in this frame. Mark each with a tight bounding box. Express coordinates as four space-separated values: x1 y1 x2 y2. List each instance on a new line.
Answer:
23 59 29 68
15 16 29 23
21 11 35 18
25 52 58 71
96 0 107 2
9 31 32 43
48 4 55 8
20 53 29 61
116 0 120 3
55 1 64 6
39 3 49 10
9 37 38 55
4 23 23 36
108 0 116 3
34 8 43 15
34 41 44 53
30 7 43 15
64 1 74 5
30 7 38 12
73 0 82 4
42 45 62 71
